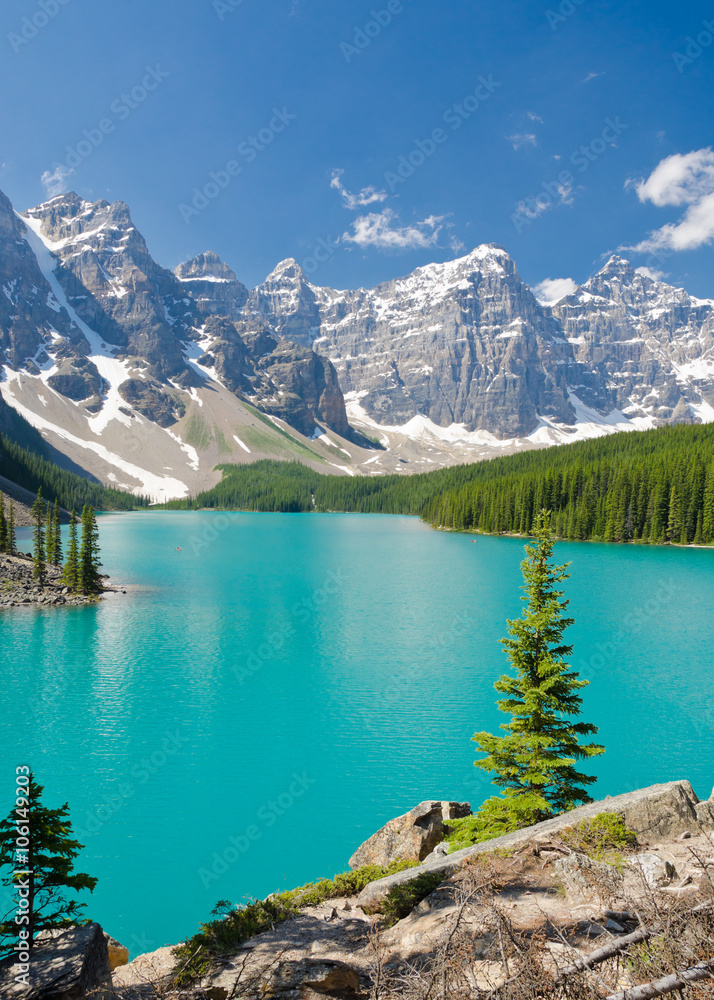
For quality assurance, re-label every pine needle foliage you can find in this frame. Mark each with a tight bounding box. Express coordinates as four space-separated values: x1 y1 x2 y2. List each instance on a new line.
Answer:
0 774 97 953
471 510 605 830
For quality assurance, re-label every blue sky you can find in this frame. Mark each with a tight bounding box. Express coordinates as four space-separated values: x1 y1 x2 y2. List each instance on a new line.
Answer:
1 0 713 296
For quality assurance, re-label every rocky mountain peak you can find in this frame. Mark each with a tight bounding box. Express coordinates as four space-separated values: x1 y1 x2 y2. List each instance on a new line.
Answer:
175 251 238 283
263 258 306 284
594 254 636 282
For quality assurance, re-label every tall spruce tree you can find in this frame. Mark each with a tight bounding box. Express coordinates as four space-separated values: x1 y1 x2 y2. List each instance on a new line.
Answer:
31 489 46 586
45 502 54 566
52 501 62 566
7 500 16 556
0 493 7 553
79 506 101 595
62 512 79 591
471 510 605 832
0 773 97 951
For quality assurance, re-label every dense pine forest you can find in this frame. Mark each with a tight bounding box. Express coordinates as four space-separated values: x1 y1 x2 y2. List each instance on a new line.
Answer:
166 424 714 545
0 432 147 512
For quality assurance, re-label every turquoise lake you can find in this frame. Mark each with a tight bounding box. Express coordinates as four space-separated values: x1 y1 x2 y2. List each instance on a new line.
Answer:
1 512 713 955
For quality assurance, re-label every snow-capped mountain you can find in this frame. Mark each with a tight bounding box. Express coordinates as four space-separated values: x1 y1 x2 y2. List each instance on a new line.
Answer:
0 191 356 498
1 186 713 499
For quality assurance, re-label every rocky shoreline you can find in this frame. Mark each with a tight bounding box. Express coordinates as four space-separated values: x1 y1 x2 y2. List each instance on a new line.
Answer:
0 552 117 609
0 780 712 998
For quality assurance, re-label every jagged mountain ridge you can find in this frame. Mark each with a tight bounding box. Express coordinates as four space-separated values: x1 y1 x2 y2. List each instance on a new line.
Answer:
200 246 714 439
1 186 713 498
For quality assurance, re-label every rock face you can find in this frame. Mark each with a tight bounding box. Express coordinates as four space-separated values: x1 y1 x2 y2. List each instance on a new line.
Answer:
0 922 111 999
0 189 76 369
348 800 471 870
355 780 714 913
104 934 129 973
174 251 249 319
231 248 714 438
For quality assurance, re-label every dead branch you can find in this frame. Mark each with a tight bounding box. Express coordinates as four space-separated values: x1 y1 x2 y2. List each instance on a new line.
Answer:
605 959 714 1000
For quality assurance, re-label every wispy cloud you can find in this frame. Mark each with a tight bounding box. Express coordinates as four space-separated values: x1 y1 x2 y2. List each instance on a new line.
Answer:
330 169 387 210
41 164 73 199
624 147 714 253
527 111 544 124
581 71 604 84
342 209 444 250
514 178 574 223
507 133 537 150
533 277 578 305
635 266 668 281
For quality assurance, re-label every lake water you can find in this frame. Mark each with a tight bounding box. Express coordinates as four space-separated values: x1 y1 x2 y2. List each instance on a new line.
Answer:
1 512 713 955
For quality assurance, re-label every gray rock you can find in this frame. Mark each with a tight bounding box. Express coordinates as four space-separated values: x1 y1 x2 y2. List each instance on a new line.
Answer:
0 922 111 999
554 852 623 898
349 800 445 870
348 800 471 870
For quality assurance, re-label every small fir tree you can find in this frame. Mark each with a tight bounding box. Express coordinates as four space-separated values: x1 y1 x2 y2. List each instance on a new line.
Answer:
471 509 605 832
31 489 46 586
62 512 79 591
0 773 97 950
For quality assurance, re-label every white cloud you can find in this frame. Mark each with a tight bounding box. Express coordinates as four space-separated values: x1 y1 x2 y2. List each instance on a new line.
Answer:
41 165 73 199
330 169 387 210
527 111 544 124
581 71 604 84
533 277 578 306
626 148 714 253
342 209 444 251
635 266 668 281
507 133 537 150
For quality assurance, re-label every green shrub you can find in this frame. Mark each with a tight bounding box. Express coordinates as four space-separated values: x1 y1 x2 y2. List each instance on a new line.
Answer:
445 796 547 852
172 860 419 985
172 897 298 985
382 871 445 927
560 813 638 860
282 859 418 907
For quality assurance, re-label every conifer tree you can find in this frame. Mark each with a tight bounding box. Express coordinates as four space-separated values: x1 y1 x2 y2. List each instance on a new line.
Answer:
45 502 54 566
79 506 101 595
471 510 605 832
7 501 16 556
52 502 62 566
0 493 7 554
0 773 97 950
31 489 46 586
63 512 79 591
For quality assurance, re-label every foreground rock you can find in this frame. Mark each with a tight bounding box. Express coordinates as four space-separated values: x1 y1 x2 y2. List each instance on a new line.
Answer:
0 552 111 609
348 800 471 869
0 922 111 999
356 779 714 913
113 778 714 1000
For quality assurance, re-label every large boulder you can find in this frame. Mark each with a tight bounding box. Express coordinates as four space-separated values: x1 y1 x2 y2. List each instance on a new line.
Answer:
0 922 111 999
348 800 471 870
